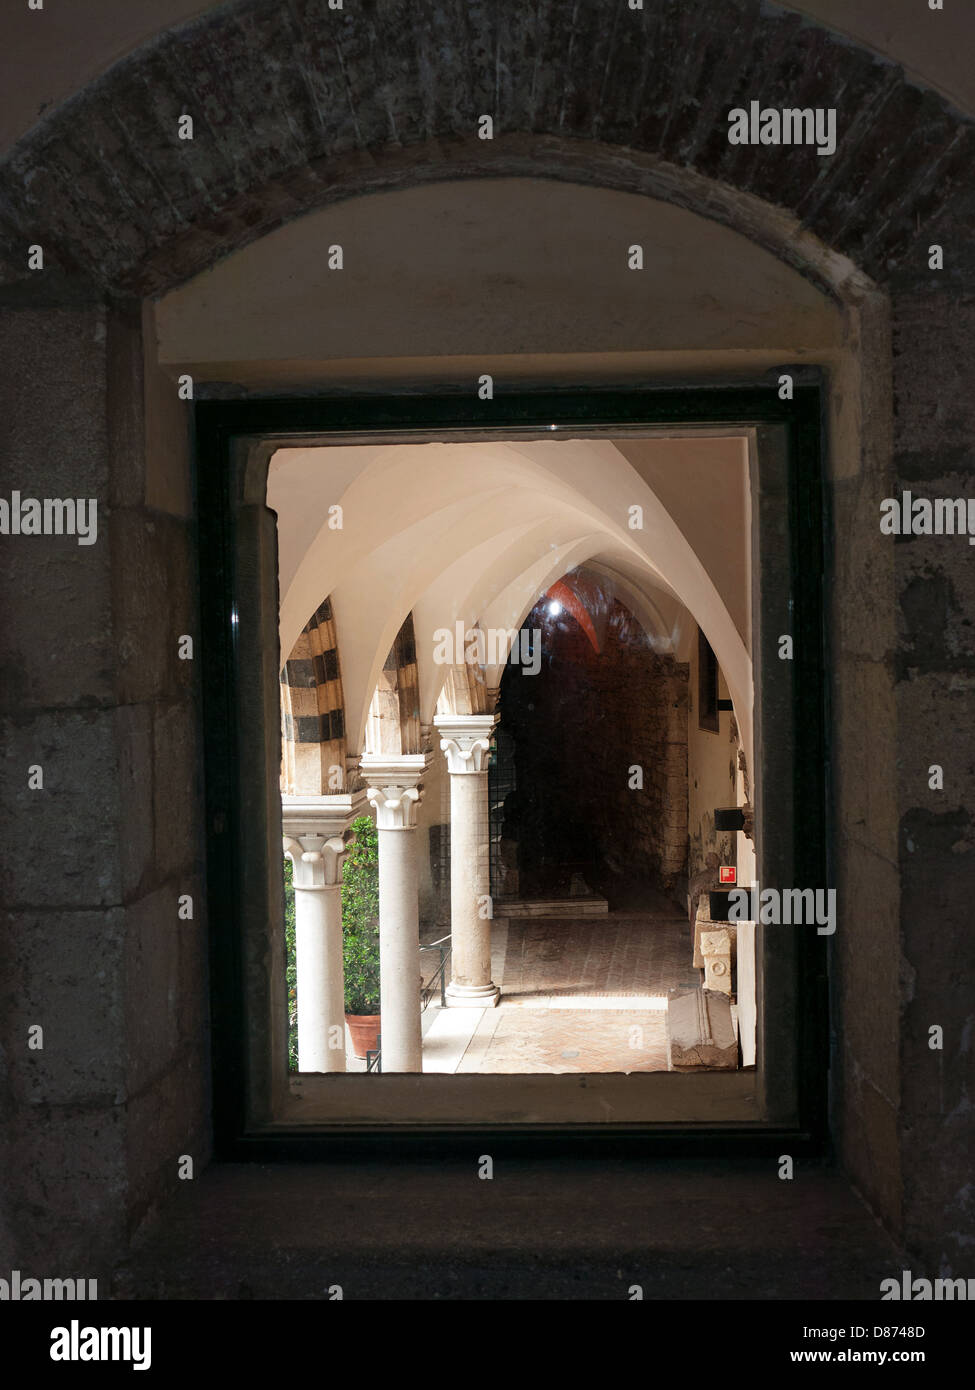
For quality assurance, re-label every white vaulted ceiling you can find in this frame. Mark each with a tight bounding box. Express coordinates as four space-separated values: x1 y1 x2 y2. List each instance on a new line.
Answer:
267 433 754 766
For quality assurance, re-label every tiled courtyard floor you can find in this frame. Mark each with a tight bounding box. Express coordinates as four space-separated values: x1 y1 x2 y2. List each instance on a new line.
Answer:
425 909 702 1074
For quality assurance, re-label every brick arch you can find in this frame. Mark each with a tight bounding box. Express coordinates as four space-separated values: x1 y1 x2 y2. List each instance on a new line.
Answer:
0 0 972 299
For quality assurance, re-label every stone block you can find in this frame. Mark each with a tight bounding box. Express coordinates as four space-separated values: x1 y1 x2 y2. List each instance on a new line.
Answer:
693 898 710 969
831 475 896 666
116 704 154 900
892 293 975 452
900 1115 974 1274
111 510 194 706
152 701 203 882
107 306 148 511
700 929 732 995
1 908 126 1106
693 900 737 971
125 1056 210 1241
833 841 899 1105
124 888 181 1097
0 537 114 713
668 988 739 1071
0 308 109 497
834 1053 902 1246
894 672 975 814
894 546 975 683
8 1102 128 1271
0 711 122 908
831 656 897 862
175 872 208 1049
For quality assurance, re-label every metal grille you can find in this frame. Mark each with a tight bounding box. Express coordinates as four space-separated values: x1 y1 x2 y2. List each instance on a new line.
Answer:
488 726 516 900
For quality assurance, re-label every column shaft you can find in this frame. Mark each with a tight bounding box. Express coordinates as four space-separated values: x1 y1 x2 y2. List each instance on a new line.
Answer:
362 754 428 1074
435 713 500 1007
448 770 494 994
294 882 345 1072
376 826 423 1071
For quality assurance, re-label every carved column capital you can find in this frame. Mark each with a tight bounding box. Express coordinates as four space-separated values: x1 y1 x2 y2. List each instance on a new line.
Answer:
281 790 369 886
359 754 427 830
434 713 498 775
283 833 347 889
366 784 422 830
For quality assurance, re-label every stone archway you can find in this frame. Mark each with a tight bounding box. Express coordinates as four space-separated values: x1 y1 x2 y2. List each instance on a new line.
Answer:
0 0 970 300
3 0 973 1274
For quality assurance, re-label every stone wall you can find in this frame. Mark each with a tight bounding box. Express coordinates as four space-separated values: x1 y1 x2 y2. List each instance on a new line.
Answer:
889 287 975 1267
0 305 208 1275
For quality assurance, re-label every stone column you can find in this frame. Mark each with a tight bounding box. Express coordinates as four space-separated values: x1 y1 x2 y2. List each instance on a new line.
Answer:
360 754 428 1072
434 714 500 1007
282 793 366 1073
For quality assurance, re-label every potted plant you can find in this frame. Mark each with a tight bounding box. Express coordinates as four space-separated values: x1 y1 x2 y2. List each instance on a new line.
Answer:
342 815 382 1058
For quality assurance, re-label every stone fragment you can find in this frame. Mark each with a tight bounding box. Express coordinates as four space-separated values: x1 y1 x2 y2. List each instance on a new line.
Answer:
700 929 733 995
668 988 739 1071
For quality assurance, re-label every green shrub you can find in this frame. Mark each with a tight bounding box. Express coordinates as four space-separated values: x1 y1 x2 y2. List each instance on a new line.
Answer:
284 855 298 1070
342 815 381 1014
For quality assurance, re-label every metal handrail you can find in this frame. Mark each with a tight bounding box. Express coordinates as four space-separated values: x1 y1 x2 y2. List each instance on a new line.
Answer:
420 934 451 1011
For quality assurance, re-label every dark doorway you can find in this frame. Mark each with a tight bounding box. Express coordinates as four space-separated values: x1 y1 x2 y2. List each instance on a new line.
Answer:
492 569 690 912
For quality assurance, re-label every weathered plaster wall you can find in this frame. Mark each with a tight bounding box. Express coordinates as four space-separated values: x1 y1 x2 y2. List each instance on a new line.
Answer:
154 180 841 372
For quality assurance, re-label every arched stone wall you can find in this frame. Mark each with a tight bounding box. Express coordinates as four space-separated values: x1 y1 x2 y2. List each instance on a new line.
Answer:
0 0 971 299
1 0 973 1278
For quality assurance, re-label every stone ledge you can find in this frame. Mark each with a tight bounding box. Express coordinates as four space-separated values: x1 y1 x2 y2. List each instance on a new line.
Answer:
112 1157 904 1300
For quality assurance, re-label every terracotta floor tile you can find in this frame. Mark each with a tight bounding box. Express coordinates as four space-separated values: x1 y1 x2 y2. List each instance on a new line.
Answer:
455 910 699 1074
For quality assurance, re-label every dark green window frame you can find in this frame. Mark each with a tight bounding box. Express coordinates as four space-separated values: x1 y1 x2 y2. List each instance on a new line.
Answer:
196 382 830 1161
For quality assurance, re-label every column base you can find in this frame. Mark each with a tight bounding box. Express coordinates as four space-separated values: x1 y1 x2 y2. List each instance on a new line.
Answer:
445 981 501 1008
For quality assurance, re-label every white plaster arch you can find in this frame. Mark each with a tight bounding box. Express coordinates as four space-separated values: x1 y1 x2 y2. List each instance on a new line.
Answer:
269 435 754 769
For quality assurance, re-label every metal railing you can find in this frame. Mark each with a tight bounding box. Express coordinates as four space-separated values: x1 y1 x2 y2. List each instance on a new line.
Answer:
420 933 451 1011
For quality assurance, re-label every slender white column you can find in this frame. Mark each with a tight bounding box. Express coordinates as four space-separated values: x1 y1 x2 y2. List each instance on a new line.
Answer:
282 792 366 1074
434 714 500 1007
361 754 427 1072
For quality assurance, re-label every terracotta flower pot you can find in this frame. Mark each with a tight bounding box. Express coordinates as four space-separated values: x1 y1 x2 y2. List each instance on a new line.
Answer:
345 1013 381 1059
